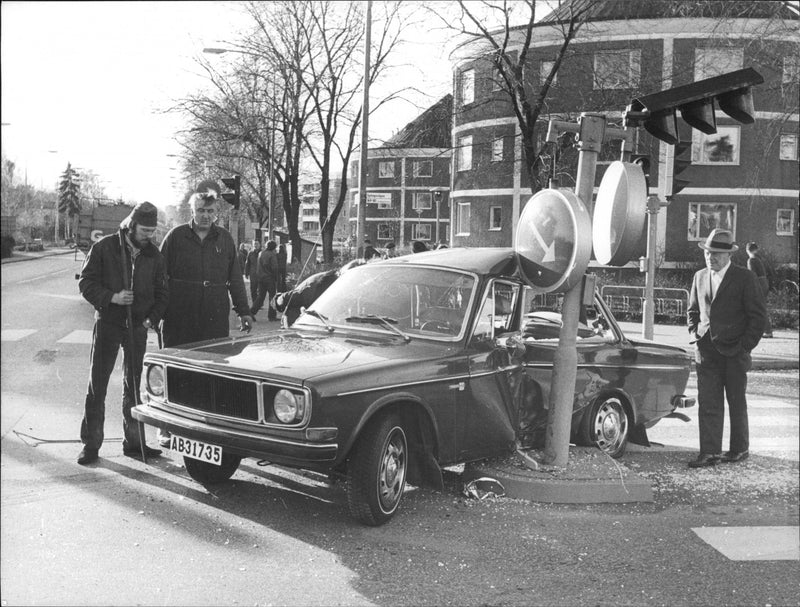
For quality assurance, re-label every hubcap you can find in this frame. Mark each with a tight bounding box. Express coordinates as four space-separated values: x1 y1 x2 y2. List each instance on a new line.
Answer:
378 429 406 511
593 399 627 453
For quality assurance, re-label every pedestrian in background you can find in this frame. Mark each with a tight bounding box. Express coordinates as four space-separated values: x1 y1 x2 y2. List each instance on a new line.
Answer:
76 201 168 465
252 239 279 321
158 181 253 447
362 238 380 260
746 242 773 338
384 241 396 258
412 240 428 253
687 229 766 468
277 243 288 291
237 242 249 276
244 239 262 308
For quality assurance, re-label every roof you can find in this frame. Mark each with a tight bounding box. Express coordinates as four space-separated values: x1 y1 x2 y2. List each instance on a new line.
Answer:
383 94 453 149
539 0 799 23
386 247 519 276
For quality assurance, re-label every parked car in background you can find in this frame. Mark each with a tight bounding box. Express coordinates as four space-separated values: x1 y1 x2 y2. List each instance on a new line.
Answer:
133 247 694 525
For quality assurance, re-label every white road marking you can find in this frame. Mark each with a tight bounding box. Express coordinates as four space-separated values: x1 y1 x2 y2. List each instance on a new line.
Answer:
692 526 799 561
32 292 84 301
0 330 37 342
57 330 93 344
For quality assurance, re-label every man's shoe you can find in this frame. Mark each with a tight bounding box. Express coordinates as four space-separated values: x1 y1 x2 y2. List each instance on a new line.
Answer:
688 453 721 468
122 444 163 459
77 447 99 465
721 450 749 463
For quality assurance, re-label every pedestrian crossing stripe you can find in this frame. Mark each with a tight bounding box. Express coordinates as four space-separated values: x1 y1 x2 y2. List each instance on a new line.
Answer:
2 329 159 348
0 330 37 342
57 330 94 344
692 526 799 561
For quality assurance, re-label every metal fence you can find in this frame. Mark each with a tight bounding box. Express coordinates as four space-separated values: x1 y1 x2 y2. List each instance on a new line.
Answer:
600 285 689 319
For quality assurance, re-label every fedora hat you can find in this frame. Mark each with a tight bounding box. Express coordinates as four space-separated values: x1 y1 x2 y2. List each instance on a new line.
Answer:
698 228 738 252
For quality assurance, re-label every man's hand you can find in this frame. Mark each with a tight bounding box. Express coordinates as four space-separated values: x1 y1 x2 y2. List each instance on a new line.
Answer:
111 289 134 305
239 315 254 333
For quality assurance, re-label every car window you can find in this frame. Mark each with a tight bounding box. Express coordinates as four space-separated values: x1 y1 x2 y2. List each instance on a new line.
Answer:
471 280 520 344
304 264 476 338
521 286 617 344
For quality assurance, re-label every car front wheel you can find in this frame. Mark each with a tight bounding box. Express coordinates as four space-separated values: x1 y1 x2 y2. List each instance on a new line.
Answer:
183 452 242 485
579 396 629 458
346 414 408 526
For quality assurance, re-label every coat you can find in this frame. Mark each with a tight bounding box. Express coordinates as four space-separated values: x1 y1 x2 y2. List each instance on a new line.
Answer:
244 249 262 280
79 229 168 328
258 248 279 285
273 268 338 325
160 223 249 347
688 263 767 356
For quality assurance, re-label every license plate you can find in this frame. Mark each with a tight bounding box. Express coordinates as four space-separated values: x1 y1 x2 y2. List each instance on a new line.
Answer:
169 435 222 465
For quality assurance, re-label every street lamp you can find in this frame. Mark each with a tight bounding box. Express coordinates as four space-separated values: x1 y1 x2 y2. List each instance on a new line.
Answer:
431 189 443 245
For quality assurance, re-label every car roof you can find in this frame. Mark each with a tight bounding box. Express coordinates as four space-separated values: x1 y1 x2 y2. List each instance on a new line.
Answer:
382 247 518 277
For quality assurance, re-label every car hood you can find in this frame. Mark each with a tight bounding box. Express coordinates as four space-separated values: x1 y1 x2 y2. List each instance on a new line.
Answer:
146 328 450 383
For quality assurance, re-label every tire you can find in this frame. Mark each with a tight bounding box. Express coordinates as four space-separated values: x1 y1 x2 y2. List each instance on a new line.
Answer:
345 414 408 526
579 396 629 458
184 452 242 485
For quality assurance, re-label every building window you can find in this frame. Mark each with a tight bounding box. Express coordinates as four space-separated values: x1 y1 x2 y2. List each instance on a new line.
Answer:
378 223 392 240
489 206 502 230
412 223 432 241
457 202 471 236
780 133 798 161
413 192 432 210
593 50 640 89
692 126 740 165
539 60 557 85
777 209 795 236
688 202 736 241
492 137 504 162
412 160 433 178
460 69 475 105
378 161 395 178
783 55 799 84
491 66 502 91
457 135 473 171
694 47 743 80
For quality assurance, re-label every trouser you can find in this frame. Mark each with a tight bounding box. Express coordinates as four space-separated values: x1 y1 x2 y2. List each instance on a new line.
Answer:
249 275 260 308
80 320 148 450
694 337 751 455
252 277 277 320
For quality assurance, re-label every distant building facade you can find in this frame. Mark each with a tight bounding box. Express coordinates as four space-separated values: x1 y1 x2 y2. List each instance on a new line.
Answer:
449 1 799 265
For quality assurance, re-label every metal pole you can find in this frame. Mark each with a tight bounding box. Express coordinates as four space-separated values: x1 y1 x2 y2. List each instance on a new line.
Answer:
356 0 372 256
642 195 660 340
544 113 605 468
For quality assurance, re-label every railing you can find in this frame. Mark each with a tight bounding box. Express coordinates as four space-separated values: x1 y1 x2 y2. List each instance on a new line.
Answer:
600 285 689 320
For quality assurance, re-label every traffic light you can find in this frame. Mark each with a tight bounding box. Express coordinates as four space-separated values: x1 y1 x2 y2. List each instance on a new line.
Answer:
624 67 764 145
630 155 651 192
221 175 241 209
668 141 692 200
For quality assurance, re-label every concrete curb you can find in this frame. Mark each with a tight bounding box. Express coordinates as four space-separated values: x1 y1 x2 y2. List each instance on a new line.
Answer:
463 447 654 504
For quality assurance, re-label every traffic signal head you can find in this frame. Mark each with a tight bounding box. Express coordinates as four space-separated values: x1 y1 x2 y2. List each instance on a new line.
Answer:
668 141 692 200
221 175 241 209
625 67 763 145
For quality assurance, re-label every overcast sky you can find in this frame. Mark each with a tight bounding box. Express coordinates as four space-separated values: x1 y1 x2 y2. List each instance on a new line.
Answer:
1 1 453 209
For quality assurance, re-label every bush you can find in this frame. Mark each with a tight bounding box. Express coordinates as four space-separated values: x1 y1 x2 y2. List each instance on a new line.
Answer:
1 235 15 259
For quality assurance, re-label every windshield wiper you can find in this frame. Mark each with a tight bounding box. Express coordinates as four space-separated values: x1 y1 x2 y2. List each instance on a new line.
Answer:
345 314 411 343
302 308 334 333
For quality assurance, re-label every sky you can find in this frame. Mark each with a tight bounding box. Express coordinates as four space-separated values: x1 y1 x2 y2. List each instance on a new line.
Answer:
1 1 454 209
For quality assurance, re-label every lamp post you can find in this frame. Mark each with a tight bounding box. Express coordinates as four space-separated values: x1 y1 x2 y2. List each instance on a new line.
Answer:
431 189 443 245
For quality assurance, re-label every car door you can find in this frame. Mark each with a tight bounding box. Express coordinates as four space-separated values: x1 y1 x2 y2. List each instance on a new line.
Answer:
457 279 524 460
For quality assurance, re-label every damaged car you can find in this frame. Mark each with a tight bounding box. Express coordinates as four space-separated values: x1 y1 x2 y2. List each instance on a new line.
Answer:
132 247 694 525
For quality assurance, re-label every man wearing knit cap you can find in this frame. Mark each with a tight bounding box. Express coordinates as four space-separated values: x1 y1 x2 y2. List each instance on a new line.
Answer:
76 201 169 465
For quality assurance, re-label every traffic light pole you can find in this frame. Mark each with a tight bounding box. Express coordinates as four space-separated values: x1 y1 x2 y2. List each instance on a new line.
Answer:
544 113 605 468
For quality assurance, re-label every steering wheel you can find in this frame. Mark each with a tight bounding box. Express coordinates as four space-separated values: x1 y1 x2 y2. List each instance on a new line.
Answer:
420 320 453 334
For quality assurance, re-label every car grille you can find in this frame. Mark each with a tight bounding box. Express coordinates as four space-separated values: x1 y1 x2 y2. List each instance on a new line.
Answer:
166 367 259 421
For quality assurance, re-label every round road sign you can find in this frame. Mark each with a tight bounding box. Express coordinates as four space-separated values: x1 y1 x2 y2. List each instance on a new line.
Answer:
515 188 592 293
592 161 647 266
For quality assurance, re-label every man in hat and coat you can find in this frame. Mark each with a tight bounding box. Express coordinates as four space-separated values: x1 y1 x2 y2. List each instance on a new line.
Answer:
687 228 767 468
77 201 168 465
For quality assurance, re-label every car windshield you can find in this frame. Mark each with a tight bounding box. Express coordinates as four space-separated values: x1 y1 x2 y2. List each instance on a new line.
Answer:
296 264 477 339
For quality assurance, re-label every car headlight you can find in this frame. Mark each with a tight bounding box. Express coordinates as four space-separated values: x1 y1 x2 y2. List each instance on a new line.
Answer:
146 365 165 397
273 389 306 423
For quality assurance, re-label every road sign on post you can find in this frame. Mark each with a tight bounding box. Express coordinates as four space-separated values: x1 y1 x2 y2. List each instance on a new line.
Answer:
592 161 647 267
515 189 591 294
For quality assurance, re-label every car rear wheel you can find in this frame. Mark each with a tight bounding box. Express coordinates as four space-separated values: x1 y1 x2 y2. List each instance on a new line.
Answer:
579 396 629 458
183 452 242 485
346 414 408 526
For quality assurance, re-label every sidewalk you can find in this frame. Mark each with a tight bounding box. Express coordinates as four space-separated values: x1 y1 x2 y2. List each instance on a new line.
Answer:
1 246 79 264
617 320 798 371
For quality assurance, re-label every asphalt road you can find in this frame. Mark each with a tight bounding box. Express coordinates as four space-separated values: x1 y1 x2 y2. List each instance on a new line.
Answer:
2 255 798 606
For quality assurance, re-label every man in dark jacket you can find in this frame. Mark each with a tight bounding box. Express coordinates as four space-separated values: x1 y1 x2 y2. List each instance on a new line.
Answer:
158 182 253 447
251 240 280 321
244 239 262 307
277 243 288 291
687 229 767 468
273 268 339 326
77 201 168 465
160 181 253 347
